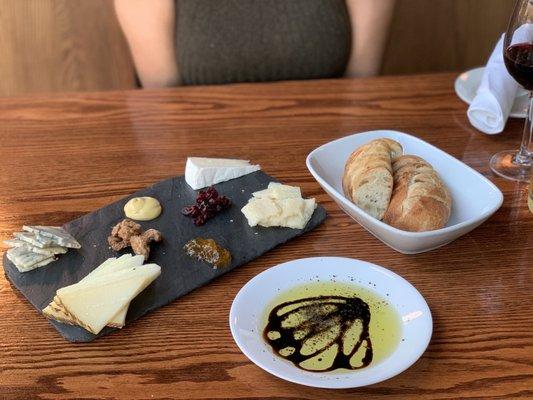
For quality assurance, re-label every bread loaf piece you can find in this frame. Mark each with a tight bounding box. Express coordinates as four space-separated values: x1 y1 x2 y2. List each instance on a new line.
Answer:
342 138 403 219
383 155 451 231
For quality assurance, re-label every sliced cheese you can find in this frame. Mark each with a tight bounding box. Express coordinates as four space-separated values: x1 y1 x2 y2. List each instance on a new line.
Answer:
47 255 143 329
253 182 301 200
4 239 68 256
13 231 54 248
241 198 280 227
79 254 144 282
78 255 140 327
241 182 317 229
81 255 144 328
56 264 161 335
6 247 56 272
43 304 78 326
185 157 261 190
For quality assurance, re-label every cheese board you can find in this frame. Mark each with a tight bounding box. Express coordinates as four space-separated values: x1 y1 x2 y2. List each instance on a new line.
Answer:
3 170 326 342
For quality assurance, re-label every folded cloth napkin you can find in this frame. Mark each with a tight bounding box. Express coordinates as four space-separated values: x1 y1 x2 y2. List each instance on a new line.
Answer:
467 34 518 134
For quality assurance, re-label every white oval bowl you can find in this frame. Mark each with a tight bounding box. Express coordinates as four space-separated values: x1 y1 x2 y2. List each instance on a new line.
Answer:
306 130 503 254
229 257 432 389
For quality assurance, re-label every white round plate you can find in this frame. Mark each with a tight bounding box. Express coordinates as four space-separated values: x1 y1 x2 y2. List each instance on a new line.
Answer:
454 66 529 118
229 257 432 389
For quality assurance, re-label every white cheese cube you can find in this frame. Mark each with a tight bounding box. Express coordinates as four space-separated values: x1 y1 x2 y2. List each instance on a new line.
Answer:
185 157 261 190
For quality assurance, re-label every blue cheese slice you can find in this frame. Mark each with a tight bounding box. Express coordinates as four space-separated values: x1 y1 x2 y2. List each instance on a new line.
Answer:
22 226 81 249
13 231 55 248
6 247 56 272
185 157 261 190
4 239 68 256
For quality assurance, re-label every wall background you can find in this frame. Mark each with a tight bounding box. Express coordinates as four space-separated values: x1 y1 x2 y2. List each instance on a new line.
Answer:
0 0 516 96
382 0 515 74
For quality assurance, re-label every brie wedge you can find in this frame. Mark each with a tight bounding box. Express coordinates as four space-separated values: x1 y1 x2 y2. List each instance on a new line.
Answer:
185 157 260 190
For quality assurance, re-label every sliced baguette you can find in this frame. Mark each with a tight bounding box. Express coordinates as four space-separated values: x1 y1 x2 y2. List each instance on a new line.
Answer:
342 138 403 219
383 155 452 231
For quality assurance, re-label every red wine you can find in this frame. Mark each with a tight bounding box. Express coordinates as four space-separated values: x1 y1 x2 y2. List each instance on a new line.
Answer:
504 43 533 90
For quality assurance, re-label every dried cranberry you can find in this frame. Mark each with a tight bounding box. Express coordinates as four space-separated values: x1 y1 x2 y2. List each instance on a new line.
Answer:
182 205 199 217
183 187 232 226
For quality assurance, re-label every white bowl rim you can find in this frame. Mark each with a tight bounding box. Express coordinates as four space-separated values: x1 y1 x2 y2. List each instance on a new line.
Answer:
229 257 433 389
305 130 504 238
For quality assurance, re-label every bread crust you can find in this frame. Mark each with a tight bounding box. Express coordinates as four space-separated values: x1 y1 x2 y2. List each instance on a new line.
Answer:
342 138 403 219
383 155 451 231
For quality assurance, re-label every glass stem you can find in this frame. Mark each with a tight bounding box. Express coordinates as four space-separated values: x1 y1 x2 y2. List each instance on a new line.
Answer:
514 91 533 166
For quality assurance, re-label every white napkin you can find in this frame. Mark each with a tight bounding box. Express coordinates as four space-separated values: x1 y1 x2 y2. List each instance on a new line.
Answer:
467 34 518 134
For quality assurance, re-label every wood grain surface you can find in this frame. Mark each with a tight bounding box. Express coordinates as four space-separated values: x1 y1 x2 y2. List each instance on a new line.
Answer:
0 74 531 399
0 0 136 96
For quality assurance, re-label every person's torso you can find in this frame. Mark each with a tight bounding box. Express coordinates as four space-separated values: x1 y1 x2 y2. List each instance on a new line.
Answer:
176 0 351 85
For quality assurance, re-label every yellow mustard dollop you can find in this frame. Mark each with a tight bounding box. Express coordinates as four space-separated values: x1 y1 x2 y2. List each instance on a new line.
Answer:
124 197 162 221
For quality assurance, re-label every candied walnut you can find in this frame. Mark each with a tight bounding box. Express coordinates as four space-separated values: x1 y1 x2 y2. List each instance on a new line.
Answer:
111 219 141 240
142 229 162 243
108 219 162 259
108 235 129 251
130 229 162 259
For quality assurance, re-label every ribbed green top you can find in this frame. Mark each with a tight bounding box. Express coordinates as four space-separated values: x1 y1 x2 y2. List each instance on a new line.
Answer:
176 0 351 85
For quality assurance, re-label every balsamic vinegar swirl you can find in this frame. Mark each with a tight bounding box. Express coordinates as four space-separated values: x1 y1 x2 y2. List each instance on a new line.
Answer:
263 295 373 372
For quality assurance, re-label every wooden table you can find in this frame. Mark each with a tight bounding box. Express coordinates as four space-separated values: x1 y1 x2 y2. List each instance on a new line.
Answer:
0 73 531 400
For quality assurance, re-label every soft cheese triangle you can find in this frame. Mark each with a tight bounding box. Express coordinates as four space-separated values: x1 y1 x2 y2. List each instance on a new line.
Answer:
185 157 260 190
56 264 161 335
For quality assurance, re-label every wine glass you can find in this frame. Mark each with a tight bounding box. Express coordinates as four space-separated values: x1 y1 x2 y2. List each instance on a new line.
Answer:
490 0 533 182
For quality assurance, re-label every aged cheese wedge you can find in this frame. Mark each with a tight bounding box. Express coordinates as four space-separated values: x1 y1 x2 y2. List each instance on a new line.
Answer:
241 198 281 227
44 255 142 329
56 264 161 335
185 157 261 190
79 255 144 328
253 182 301 200
81 255 144 281
241 182 317 229
43 304 78 326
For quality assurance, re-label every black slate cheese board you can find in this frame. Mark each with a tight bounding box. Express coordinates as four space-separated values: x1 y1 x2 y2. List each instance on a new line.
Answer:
2 171 326 342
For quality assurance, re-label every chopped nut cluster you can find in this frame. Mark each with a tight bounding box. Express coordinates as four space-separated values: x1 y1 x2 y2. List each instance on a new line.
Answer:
108 219 162 260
